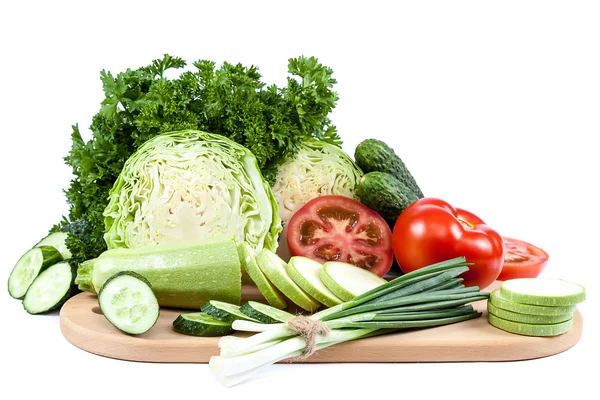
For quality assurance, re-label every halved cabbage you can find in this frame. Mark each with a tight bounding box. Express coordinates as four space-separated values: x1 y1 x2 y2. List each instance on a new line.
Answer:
103 130 281 254
271 139 363 260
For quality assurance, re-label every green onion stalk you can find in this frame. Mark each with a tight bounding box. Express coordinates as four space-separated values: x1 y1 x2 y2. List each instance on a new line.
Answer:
209 257 490 387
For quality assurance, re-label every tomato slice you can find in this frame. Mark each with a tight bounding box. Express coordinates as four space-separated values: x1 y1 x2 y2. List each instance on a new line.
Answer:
287 195 393 277
497 237 549 280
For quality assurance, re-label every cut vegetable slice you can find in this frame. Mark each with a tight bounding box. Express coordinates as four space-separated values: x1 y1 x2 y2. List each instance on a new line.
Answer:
35 232 72 259
320 261 387 302
173 312 233 337
488 312 573 337
240 301 295 323
238 242 287 309
256 249 320 312
23 260 79 314
201 300 261 323
500 278 585 306
489 289 576 316
8 246 64 299
98 271 160 335
487 302 572 325
286 257 343 307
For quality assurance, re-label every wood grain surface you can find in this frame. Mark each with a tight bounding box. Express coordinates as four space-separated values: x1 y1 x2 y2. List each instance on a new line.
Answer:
59 282 583 363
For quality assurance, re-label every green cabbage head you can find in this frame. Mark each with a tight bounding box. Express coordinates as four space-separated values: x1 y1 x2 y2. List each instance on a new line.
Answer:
272 139 363 225
103 130 282 254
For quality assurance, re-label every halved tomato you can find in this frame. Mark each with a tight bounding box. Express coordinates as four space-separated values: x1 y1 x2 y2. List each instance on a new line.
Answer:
497 237 549 280
287 195 393 277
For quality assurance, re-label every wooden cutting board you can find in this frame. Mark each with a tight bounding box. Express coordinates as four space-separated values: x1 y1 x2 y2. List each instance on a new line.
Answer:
59 281 583 363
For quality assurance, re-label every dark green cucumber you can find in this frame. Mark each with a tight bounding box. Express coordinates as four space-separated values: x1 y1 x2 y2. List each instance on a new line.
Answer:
355 171 419 223
35 232 71 259
98 271 160 335
23 260 79 314
201 300 262 323
239 300 295 323
173 312 233 336
354 138 424 198
8 246 64 299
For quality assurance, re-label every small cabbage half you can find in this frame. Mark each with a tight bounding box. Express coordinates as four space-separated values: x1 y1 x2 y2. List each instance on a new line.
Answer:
103 130 281 254
271 139 363 259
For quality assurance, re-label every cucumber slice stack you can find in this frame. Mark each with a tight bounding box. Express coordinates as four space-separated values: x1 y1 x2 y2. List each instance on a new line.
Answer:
487 278 585 337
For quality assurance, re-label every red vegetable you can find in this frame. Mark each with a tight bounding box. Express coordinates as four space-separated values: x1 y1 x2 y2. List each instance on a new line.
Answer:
498 237 549 280
392 197 505 289
287 195 393 277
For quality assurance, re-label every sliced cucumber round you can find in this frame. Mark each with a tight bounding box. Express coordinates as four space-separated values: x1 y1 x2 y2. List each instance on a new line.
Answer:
500 278 585 306
8 246 63 299
239 300 295 323
237 242 287 309
256 249 320 312
173 312 233 337
35 231 72 259
98 271 159 335
320 261 387 302
23 260 78 314
490 289 576 316
201 300 261 323
286 257 343 308
488 312 573 337
487 302 572 325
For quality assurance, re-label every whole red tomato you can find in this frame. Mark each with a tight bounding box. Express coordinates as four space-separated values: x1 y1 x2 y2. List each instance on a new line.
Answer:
392 198 505 289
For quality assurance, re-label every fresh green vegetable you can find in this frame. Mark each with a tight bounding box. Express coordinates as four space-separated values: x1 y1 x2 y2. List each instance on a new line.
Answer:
256 249 320 312
8 246 63 299
76 235 242 309
500 278 586 306
237 242 287 309
211 256 489 386
57 54 341 263
489 289 576 316
320 261 387 302
22 260 79 314
103 130 281 255
354 138 424 198
271 139 363 226
355 171 419 223
98 271 160 335
239 301 295 324
36 220 92 261
487 302 572 325
173 312 233 337
286 256 343 308
487 313 573 337
35 233 71 259
201 300 261 324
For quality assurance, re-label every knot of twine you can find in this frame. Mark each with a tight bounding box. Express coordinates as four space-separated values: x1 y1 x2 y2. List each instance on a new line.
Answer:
286 315 330 360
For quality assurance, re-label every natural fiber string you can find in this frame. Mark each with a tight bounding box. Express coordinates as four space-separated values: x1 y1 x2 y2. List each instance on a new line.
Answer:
286 315 331 360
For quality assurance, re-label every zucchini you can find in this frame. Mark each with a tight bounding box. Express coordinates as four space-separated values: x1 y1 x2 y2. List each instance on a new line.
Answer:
201 300 262 323
354 138 424 198
239 301 295 323
320 261 387 302
22 260 79 314
173 312 233 337
237 242 287 309
488 312 573 337
489 289 576 316
76 235 242 309
500 278 585 306
286 256 343 308
487 302 572 325
355 171 419 223
8 246 63 299
98 271 160 335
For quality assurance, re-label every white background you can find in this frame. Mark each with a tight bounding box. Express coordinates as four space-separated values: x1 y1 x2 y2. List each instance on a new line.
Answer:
1 1 598 398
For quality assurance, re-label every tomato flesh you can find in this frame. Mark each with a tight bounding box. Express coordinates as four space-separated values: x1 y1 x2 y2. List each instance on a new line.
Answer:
497 237 549 280
287 196 393 277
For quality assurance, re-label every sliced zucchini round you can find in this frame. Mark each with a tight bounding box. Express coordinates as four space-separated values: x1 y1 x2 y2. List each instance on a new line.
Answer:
286 256 343 308
23 260 78 314
490 289 576 316
8 246 63 299
487 302 572 325
98 271 159 335
320 261 387 302
500 278 585 306
173 312 233 337
488 312 573 337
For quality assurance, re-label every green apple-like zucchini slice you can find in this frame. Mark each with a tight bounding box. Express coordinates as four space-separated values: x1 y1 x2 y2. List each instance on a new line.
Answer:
487 312 573 337
256 249 320 312
500 278 585 306
487 302 572 325
320 261 387 302
286 256 343 308
490 289 576 316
